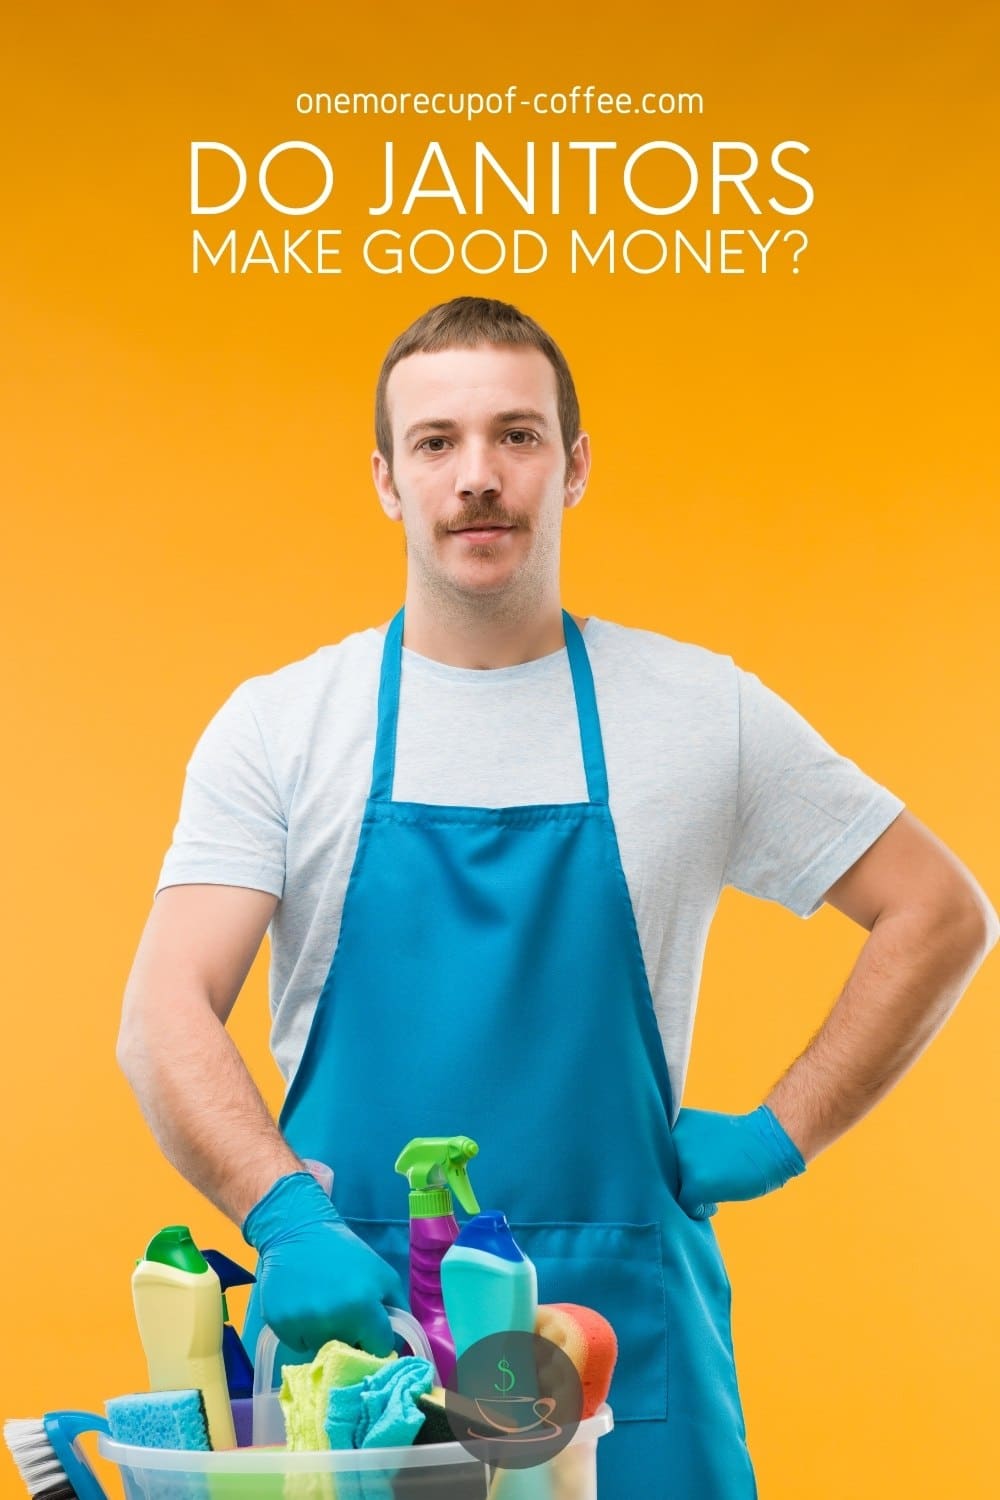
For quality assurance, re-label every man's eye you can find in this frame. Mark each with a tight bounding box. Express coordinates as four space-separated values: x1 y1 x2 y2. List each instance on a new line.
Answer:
504 430 537 445
418 437 449 452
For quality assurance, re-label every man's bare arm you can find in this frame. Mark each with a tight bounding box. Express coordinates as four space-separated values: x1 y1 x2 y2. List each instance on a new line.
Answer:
765 811 998 1162
117 883 302 1224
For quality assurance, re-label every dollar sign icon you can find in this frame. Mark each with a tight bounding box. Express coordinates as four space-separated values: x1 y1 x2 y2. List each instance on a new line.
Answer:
494 1358 516 1394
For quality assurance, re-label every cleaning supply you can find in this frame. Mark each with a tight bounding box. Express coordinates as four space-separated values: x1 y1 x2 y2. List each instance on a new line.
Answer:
252 1306 435 1448
394 1135 481 1386
98 1409 612 1500
413 1387 453 1445
325 1356 434 1450
105 1390 212 1450
533 1305 618 1419
131 1224 236 1450
440 1211 537 1358
4 1411 110 1500
280 1340 397 1451
443 1216 553 1500
319 1359 438 1500
200 1247 257 1446
413 1385 497 1450
302 1158 335 1197
105 1393 212 1500
280 1338 394 1500
200 1248 256 1397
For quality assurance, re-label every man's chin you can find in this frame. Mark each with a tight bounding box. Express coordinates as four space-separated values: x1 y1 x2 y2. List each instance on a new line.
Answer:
443 563 524 600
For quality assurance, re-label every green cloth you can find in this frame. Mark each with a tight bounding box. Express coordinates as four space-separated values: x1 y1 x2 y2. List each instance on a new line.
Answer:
280 1339 397 1451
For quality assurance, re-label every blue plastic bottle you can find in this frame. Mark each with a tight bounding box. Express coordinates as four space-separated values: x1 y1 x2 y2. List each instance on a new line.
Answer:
440 1210 537 1356
442 1213 553 1499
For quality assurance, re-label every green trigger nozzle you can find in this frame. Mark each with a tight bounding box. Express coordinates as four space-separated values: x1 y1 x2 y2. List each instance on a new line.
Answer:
394 1135 481 1218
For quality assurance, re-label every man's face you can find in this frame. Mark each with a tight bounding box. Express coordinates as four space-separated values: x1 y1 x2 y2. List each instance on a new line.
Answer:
372 345 589 607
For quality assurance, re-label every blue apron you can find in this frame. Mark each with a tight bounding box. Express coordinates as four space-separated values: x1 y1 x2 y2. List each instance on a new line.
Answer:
246 609 757 1498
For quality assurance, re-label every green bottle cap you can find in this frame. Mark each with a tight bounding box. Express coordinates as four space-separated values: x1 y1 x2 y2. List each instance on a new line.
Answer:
408 1187 454 1219
394 1137 480 1216
142 1225 210 1275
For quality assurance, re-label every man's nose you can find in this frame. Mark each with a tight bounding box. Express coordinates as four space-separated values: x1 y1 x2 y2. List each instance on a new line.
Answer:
454 441 501 498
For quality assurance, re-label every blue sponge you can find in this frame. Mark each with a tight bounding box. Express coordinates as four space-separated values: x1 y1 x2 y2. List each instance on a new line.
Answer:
106 1388 212 1450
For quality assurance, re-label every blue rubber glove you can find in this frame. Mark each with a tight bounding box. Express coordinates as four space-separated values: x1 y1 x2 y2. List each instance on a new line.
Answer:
242 1172 406 1357
671 1105 806 1220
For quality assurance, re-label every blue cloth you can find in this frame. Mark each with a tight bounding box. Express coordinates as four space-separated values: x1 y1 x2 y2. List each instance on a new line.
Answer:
245 608 760 1499
242 1171 404 1356
672 1105 807 1219
325 1357 434 1450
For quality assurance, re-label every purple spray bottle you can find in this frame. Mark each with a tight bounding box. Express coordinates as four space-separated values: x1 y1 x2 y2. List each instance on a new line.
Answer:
394 1135 480 1387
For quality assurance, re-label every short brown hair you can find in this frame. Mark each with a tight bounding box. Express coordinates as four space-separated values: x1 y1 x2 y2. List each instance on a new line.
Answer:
375 297 581 468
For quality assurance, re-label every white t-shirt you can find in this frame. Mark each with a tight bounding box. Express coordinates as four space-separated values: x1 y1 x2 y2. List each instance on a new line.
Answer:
156 618 904 1115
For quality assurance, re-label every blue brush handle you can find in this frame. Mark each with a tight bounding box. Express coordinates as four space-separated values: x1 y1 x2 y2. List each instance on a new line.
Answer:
43 1411 111 1500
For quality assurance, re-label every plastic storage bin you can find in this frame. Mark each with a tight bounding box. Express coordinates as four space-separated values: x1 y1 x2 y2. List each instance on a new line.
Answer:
98 1403 613 1498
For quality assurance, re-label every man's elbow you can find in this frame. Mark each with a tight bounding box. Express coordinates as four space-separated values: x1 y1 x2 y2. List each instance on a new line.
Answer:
931 877 1000 968
880 870 999 974
116 993 142 1080
117 983 158 1084
964 887 1000 962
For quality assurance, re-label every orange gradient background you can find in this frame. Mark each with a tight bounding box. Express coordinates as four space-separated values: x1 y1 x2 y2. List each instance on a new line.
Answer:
2 3 997 1497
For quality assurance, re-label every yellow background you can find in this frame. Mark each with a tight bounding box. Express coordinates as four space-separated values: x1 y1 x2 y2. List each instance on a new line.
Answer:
2 2 997 1496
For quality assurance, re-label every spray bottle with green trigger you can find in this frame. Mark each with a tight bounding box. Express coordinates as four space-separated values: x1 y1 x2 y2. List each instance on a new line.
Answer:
395 1135 480 1386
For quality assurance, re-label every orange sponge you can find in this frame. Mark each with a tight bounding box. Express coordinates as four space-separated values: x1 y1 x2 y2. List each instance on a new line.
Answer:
534 1303 618 1419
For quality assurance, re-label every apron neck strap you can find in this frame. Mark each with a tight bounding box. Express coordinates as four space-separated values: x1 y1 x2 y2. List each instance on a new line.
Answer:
371 609 405 803
561 610 610 805
370 607 610 806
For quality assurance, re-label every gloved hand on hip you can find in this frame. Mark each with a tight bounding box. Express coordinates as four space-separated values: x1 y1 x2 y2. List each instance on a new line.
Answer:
671 1105 806 1220
242 1171 406 1356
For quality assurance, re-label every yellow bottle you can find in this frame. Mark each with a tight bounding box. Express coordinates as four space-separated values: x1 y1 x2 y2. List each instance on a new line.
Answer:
131 1225 236 1450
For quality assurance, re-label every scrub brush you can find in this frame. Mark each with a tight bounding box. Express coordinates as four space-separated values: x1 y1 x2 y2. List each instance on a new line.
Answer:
3 1410 110 1499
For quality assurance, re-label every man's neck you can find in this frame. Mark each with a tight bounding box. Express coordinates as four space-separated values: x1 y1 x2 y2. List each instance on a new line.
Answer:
389 592 585 669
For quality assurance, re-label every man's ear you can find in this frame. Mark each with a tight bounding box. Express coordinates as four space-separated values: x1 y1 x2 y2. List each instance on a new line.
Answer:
564 431 592 512
372 450 402 521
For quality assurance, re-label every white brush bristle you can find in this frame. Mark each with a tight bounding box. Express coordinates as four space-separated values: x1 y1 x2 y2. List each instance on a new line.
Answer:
3 1418 77 1498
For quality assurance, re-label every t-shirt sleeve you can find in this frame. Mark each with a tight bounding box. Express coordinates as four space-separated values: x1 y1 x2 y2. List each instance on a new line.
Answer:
155 682 287 899
724 668 905 918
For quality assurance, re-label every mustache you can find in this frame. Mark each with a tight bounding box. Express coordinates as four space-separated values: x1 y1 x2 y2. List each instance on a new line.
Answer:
437 506 528 536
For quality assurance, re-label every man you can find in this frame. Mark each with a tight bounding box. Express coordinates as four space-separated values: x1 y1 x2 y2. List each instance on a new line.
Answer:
118 297 996 1497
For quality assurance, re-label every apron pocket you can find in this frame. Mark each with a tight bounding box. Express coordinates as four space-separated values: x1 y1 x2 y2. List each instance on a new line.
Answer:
348 1217 668 1422
509 1220 668 1423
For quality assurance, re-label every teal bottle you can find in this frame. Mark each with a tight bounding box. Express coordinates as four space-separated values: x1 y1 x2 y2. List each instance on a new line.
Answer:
440 1210 537 1355
442 1213 554 1500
